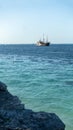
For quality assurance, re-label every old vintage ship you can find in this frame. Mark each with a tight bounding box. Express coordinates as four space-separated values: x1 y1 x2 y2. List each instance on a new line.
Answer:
36 35 50 46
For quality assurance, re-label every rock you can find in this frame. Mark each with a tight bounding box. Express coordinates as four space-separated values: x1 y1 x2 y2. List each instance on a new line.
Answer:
0 81 65 130
0 81 7 91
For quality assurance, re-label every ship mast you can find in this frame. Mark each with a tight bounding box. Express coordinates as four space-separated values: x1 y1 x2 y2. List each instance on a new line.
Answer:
43 33 45 42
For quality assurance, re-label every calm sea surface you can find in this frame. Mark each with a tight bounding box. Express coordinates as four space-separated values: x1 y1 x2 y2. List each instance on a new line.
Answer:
0 44 73 130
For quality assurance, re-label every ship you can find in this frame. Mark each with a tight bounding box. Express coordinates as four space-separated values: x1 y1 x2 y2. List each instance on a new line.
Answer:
36 34 50 46
36 35 50 46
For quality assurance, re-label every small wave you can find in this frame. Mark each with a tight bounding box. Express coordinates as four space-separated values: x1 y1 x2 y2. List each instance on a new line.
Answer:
65 81 73 86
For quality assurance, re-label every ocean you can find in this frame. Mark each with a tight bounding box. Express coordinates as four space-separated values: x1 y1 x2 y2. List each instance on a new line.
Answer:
0 44 73 130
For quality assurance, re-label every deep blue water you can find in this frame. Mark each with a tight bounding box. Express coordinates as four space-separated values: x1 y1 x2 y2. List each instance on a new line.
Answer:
0 44 73 130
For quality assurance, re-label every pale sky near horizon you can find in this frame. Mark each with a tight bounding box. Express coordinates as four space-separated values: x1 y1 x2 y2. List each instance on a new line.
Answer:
0 0 73 44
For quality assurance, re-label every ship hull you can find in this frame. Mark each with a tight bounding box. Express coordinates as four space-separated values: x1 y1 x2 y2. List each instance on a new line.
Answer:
37 41 50 46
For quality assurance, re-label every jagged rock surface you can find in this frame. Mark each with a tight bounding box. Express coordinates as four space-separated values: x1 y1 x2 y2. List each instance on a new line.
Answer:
0 81 65 130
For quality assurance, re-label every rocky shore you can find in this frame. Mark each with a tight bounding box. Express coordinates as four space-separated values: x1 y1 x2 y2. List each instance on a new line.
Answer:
0 81 65 130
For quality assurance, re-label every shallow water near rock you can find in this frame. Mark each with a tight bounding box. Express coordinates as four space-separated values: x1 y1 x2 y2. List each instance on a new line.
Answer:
0 44 73 130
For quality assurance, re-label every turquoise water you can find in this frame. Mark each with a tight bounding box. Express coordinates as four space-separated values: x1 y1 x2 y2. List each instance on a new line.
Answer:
0 44 73 130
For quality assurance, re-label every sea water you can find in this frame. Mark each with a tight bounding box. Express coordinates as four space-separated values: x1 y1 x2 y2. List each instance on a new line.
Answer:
0 44 73 130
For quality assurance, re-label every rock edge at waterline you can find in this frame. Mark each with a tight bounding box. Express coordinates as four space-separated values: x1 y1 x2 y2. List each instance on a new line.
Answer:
0 81 65 130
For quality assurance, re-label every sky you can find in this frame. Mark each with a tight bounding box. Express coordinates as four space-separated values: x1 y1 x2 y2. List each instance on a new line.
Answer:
0 0 73 44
